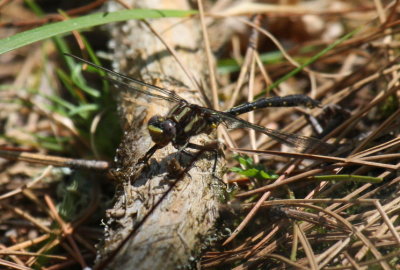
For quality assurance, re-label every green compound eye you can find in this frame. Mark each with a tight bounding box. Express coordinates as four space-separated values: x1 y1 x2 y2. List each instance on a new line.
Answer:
147 115 177 147
148 125 163 134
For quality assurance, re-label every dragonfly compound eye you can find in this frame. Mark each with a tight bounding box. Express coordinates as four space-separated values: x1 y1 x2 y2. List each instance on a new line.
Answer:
148 115 176 146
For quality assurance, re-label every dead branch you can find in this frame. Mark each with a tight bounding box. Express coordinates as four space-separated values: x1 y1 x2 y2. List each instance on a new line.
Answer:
94 1 222 269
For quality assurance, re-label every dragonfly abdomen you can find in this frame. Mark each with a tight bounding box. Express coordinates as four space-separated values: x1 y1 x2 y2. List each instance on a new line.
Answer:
227 95 320 116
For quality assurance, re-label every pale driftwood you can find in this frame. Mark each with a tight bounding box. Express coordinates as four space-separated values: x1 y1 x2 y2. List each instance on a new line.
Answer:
95 1 222 269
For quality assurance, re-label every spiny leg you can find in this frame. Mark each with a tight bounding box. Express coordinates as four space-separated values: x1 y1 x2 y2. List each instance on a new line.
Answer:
185 142 220 177
137 144 162 164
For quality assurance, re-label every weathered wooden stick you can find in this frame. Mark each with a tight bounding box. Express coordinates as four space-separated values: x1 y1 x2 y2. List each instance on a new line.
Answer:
95 1 222 269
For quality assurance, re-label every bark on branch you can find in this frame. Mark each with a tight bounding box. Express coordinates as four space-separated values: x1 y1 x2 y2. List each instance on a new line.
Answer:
95 1 222 269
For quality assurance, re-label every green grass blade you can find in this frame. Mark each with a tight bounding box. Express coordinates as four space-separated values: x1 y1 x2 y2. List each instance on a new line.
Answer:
68 104 99 116
311 175 383 183
0 9 197 55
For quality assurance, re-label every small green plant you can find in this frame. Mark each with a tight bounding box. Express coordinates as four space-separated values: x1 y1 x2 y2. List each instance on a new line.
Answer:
231 155 279 180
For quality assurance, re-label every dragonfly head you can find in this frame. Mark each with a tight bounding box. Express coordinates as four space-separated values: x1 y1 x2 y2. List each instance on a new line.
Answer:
147 115 177 146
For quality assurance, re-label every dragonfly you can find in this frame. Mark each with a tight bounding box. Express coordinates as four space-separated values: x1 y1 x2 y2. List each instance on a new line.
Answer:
66 54 328 169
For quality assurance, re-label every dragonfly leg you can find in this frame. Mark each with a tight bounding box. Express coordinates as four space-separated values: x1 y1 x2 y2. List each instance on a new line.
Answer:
186 142 220 176
180 149 195 158
137 144 162 164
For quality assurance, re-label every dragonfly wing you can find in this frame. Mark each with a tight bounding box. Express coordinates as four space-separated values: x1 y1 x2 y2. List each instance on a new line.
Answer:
66 54 184 103
201 107 331 151
100 73 180 103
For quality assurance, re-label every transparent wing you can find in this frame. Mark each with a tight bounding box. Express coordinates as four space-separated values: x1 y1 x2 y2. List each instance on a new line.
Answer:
201 107 331 151
66 54 185 104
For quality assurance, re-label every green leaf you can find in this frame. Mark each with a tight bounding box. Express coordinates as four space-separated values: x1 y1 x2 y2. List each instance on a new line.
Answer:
259 170 273 179
0 9 197 55
230 167 243 173
234 155 254 169
231 155 279 180
238 168 260 177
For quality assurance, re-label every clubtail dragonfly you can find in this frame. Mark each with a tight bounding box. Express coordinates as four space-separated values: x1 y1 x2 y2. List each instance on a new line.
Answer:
66 54 327 167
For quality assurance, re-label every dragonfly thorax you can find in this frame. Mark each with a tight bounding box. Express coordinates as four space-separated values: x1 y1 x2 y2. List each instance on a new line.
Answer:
147 115 177 147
